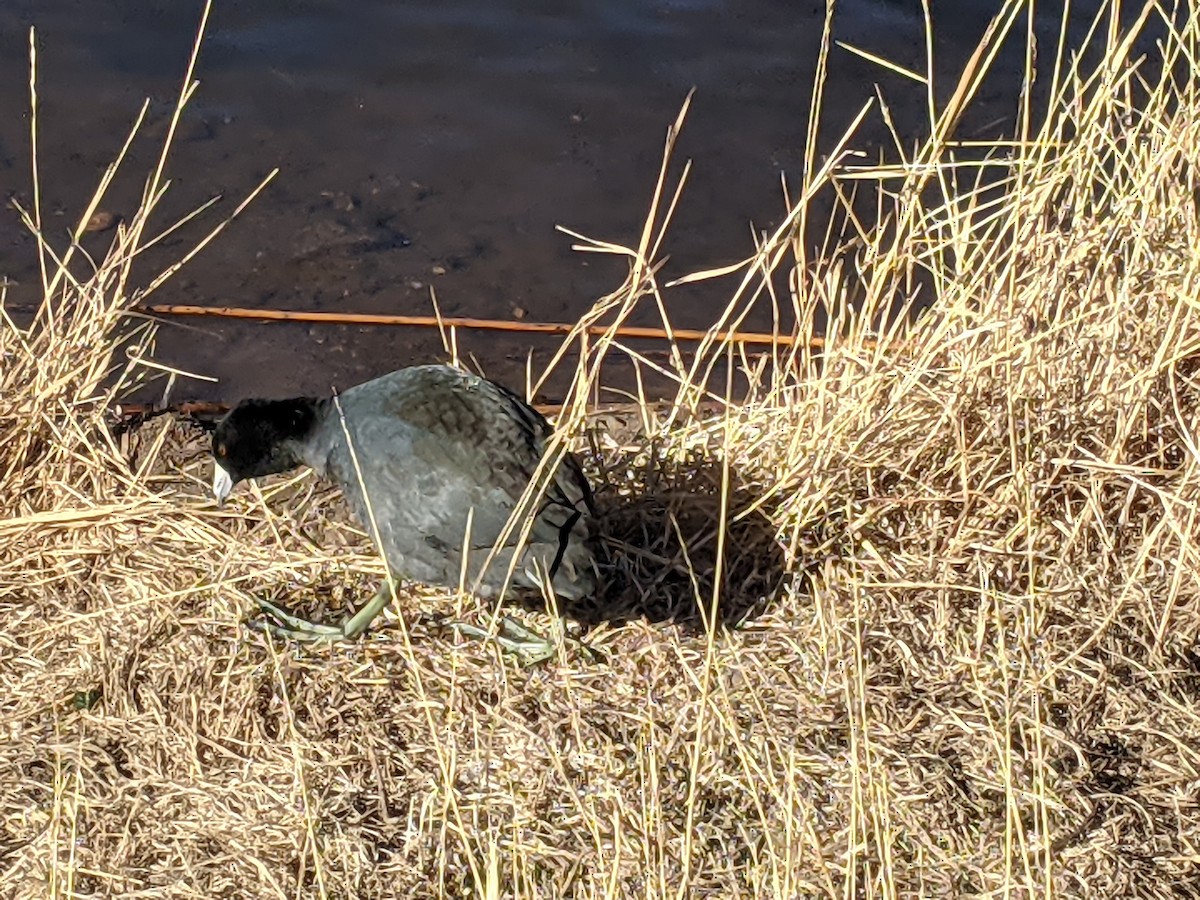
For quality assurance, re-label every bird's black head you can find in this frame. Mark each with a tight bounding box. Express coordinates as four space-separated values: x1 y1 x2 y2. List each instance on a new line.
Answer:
211 398 319 503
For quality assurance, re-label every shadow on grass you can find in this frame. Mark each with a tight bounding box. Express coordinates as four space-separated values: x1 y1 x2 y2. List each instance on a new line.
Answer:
517 439 791 632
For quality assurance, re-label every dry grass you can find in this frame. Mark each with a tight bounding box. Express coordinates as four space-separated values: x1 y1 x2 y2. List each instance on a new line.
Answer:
6 1 1200 896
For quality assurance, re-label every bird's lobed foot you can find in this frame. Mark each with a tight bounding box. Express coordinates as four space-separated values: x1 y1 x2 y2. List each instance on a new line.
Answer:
447 615 604 666
248 597 355 643
248 595 605 665
447 616 554 666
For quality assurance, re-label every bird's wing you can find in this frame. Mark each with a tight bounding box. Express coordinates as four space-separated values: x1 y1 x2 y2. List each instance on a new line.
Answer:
325 371 580 551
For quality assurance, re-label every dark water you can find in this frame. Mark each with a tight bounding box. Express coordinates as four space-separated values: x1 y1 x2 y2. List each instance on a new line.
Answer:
0 1 1128 403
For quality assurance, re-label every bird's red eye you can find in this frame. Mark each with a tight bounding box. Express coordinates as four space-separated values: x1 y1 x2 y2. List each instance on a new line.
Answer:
216 442 228 457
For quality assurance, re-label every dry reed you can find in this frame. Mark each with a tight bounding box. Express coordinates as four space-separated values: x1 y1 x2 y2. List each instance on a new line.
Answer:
5 1 1200 897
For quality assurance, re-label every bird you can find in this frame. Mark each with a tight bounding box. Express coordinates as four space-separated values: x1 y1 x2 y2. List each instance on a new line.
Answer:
210 364 598 663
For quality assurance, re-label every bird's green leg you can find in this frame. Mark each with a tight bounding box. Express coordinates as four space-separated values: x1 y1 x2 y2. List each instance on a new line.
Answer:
250 579 395 643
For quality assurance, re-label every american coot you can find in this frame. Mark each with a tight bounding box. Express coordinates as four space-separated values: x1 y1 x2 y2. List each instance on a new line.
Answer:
211 364 598 662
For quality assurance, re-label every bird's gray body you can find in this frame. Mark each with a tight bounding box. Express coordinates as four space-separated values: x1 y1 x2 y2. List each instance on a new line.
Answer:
293 365 595 599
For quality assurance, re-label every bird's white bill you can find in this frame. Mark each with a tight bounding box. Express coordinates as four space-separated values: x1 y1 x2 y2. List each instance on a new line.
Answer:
212 462 235 505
